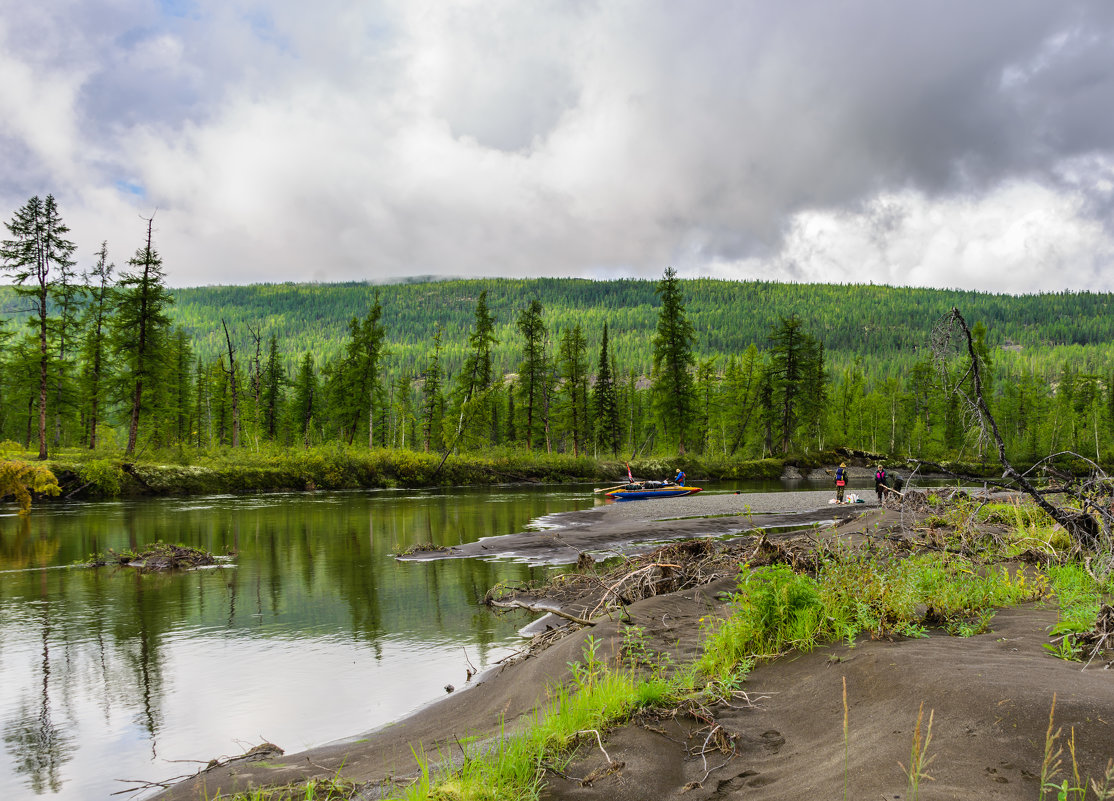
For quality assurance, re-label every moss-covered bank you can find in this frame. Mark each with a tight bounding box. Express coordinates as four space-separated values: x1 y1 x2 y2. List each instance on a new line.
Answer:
19 445 1006 502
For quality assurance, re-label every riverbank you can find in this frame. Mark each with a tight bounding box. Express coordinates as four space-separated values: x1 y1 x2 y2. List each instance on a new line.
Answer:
153 489 1114 801
12 444 993 504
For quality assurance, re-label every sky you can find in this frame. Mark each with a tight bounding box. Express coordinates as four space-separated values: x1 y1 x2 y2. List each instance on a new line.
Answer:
1 1 1113 292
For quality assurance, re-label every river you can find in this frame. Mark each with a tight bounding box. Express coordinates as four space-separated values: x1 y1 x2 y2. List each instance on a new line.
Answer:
0 485 604 801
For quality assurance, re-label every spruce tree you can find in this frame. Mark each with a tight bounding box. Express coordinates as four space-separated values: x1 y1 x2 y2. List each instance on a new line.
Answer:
557 324 589 456
450 291 498 451
80 242 115 449
334 293 388 446
515 299 547 449
766 315 824 454
651 267 697 454
113 216 173 456
420 324 444 451
261 334 285 441
291 353 318 449
592 322 621 456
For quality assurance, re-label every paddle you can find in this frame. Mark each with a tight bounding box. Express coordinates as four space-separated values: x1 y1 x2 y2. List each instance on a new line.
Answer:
593 484 630 494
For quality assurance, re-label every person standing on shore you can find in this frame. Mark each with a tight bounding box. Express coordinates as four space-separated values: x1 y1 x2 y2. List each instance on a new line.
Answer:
834 463 847 503
874 465 887 503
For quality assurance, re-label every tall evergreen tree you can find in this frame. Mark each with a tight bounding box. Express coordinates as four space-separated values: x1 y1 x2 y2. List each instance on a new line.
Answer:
651 267 697 454
0 195 77 459
261 333 285 441
515 299 548 449
725 345 761 456
557 324 589 456
334 293 387 446
113 216 173 456
80 242 115 449
291 353 318 449
592 322 621 456
766 314 823 453
449 291 498 451
694 356 719 455
49 246 81 448
420 324 444 452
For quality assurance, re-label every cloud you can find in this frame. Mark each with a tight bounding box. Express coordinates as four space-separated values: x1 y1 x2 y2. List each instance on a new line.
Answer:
0 1 1113 290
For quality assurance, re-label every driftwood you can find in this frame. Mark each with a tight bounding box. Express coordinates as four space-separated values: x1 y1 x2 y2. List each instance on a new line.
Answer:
488 599 596 626
934 308 1108 553
88 543 219 572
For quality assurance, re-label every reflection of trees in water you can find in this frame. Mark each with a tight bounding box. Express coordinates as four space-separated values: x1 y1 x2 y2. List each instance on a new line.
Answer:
2 608 75 794
0 515 58 571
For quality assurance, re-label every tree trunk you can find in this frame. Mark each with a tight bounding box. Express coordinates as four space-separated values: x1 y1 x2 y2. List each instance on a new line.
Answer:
126 379 143 455
222 319 240 449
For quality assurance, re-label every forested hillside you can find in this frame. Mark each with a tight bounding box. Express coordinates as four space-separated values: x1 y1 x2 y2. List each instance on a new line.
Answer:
3 269 1114 472
160 278 1114 377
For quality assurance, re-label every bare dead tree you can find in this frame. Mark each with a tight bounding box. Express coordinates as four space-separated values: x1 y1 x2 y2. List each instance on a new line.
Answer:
932 307 1107 553
221 319 241 449
246 321 263 438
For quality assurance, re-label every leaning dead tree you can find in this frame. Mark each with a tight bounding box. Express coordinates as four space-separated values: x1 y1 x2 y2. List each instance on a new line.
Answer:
932 307 1108 553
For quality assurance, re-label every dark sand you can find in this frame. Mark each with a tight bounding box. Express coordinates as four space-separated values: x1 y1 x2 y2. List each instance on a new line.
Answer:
409 489 867 563
156 492 1114 801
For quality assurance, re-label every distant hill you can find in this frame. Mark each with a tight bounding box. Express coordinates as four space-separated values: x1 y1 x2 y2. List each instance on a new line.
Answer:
5 278 1114 378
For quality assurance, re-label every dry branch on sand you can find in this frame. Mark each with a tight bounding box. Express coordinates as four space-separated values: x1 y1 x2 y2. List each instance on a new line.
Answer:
485 535 823 632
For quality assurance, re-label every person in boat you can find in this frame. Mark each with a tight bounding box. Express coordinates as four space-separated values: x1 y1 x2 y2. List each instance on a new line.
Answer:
834 463 848 503
672 469 686 486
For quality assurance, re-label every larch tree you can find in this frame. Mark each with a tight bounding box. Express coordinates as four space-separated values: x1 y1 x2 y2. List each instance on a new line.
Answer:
0 195 77 459
651 266 697 454
113 215 173 457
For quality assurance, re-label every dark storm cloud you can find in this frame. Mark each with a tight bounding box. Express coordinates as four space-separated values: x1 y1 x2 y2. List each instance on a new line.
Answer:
0 0 1112 289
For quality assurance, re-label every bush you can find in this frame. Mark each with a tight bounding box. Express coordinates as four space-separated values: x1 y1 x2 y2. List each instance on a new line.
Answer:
77 459 126 497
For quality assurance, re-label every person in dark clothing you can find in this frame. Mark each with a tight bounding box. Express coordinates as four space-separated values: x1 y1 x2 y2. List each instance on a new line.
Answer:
834 463 847 503
874 465 887 503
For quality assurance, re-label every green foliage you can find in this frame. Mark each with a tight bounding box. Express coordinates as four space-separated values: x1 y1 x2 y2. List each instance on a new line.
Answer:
10 270 1114 465
0 459 61 513
651 267 697 453
1042 563 1110 661
697 564 823 680
699 549 1045 682
76 458 125 496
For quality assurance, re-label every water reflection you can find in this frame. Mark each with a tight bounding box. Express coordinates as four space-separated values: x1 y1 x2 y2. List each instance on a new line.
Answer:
0 486 591 801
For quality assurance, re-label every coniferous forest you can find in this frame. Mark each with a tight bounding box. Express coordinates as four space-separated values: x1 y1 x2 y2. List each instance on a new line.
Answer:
3 194 1114 480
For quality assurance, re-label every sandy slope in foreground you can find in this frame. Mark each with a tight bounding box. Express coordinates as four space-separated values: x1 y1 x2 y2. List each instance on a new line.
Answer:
156 497 1114 801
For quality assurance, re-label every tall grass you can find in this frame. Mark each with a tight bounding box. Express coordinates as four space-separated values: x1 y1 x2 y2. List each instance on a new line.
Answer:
697 550 1044 683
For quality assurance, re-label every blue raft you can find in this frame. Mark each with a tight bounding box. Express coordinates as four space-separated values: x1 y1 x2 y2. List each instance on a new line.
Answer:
604 483 702 501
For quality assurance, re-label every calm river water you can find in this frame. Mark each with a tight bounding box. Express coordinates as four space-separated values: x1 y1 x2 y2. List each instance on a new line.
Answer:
0 485 603 801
